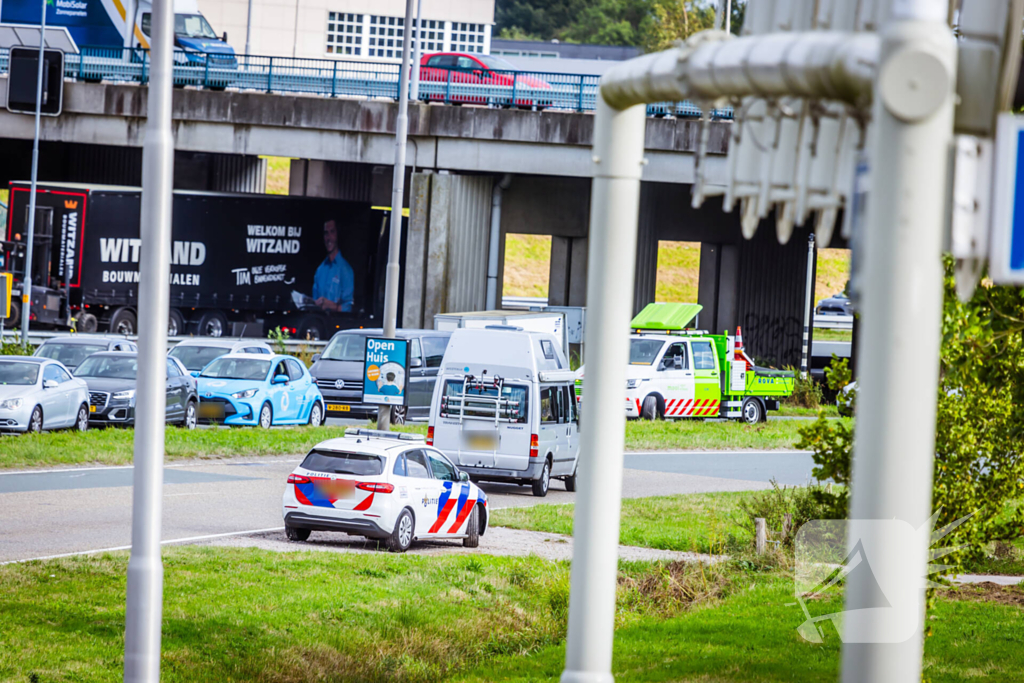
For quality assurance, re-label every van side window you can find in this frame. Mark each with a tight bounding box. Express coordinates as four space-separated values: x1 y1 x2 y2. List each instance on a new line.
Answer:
661 343 688 370
691 341 716 370
539 339 561 368
561 385 576 422
540 386 559 424
410 339 423 367
422 336 448 368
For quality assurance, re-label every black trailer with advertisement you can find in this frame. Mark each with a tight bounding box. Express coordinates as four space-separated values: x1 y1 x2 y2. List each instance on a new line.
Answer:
3 182 401 339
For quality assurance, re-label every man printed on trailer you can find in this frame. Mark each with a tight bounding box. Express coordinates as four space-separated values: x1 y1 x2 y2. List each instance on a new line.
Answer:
312 219 354 313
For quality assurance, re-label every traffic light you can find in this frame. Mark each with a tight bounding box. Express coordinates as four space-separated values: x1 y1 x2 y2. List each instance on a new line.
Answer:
6 47 64 116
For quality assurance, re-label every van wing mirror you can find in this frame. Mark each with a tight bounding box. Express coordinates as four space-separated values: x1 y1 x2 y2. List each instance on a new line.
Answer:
222 31 228 42
410 357 423 368
311 353 321 363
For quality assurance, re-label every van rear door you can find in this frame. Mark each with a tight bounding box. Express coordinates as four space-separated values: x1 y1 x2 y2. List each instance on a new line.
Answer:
434 378 532 471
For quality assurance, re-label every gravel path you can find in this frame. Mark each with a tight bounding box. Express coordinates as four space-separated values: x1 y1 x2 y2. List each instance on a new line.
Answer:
199 526 719 564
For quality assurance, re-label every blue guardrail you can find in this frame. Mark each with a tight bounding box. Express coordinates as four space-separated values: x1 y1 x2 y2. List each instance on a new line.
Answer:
0 46 733 119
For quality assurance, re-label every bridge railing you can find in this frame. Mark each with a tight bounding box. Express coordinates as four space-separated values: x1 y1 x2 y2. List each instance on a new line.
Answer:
0 46 733 118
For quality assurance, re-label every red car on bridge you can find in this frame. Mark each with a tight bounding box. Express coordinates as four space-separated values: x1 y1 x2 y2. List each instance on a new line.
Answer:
417 52 553 108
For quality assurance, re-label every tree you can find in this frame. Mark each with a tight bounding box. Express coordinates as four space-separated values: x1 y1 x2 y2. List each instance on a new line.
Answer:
796 259 1024 573
639 0 715 52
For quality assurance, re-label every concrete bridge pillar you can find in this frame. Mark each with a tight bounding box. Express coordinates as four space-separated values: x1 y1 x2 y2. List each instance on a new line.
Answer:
402 172 494 328
633 183 659 316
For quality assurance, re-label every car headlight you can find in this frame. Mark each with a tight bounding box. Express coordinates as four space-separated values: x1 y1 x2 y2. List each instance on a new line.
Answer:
112 390 136 400
232 388 258 399
0 398 23 410
626 379 640 390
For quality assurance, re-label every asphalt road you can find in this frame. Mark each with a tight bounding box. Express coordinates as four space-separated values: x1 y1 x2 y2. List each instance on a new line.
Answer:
0 450 814 564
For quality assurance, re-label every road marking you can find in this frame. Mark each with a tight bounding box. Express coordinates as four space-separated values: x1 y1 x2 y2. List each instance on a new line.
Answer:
0 526 286 565
0 459 303 477
624 450 810 456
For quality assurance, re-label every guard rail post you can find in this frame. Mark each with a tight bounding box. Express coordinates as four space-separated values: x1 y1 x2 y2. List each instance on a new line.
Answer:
444 68 452 104
78 47 84 81
577 74 584 112
203 52 210 88
511 71 518 107
267 56 273 92
331 60 337 97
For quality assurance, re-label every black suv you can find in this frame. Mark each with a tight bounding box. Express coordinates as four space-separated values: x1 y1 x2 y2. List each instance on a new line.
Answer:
310 328 451 424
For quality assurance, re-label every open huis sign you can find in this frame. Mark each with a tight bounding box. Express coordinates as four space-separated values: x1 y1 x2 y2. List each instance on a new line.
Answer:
362 337 410 406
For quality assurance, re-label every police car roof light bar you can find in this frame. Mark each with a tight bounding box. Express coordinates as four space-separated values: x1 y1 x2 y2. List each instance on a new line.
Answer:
344 428 425 442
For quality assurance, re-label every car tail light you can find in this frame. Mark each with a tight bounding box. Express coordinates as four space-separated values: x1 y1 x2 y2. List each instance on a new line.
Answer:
427 426 434 445
530 434 539 458
356 482 394 494
287 474 311 484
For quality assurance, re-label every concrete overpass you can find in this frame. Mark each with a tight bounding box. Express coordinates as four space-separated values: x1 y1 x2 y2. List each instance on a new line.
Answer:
0 79 845 367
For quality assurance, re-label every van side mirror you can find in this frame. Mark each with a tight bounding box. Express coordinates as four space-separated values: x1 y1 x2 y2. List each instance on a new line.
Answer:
222 31 228 42
410 357 423 368
311 353 321 363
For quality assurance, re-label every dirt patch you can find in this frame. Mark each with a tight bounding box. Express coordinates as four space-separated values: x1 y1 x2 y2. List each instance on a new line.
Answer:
939 582 1024 607
618 560 729 617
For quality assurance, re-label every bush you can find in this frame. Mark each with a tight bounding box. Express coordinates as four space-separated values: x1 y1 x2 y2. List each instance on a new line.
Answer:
783 367 823 409
737 480 835 550
825 355 856 416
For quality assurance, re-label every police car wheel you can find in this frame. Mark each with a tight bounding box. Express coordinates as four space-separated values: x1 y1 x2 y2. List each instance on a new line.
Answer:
386 509 415 552
532 459 551 497
259 403 273 429
641 396 660 421
285 525 310 542
463 505 480 548
741 398 763 425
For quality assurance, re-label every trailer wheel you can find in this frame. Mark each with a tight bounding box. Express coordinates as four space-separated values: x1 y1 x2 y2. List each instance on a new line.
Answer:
641 395 660 421
5 300 19 328
741 398 764 425
296 315 326 341
196 310 228 337
77 312 98 334
167 309 185 337
110 308 137 335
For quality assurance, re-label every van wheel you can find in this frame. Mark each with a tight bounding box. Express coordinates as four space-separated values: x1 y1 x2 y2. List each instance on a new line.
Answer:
386 509 414 552
463 505 480 548
564 466 577 492
391 405 407 425
641 396 660 420
741 398 764 425
532 459 551 497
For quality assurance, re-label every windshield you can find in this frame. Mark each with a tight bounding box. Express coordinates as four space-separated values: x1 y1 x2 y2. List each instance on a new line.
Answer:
300 450 384 476
201 358 271 381
169 345 229 371
0 362 39 386
36 342 107 368
175 13 217 39
321 334 368 362
75 356 138 379
629 339 666 366
442 379 529 423
478 55 516 70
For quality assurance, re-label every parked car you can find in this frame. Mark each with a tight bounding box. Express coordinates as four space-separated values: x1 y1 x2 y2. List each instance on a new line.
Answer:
310 328 451 424
74 353 198 429
34 336 137 372
282 428 487 552
197 353 324 427
418 53 552 107
815 292 854 316
169 338 274 372
0 357 90 433
427 327 579 497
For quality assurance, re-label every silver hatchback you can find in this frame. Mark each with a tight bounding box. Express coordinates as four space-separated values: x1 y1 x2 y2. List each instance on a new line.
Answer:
0 357 90 433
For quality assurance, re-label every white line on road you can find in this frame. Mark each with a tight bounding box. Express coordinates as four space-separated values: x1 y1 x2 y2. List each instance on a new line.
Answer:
0 526 286 565
0 459 303 477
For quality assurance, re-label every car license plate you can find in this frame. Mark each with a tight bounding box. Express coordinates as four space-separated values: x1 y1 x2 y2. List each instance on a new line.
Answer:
327 404 350 412
463 430 498 450
89 405 96 413
314 478 355 499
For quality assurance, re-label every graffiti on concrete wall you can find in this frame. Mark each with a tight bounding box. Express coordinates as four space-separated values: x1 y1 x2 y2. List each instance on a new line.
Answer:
741 313 803 368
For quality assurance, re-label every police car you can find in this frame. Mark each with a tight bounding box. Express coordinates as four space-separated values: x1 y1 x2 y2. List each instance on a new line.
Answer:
282 429 488 552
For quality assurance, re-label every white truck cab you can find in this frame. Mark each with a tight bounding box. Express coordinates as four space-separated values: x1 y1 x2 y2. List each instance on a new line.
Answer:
427 326 579 497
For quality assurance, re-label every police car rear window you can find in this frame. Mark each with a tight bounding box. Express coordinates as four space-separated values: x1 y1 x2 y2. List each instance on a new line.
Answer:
300 450 384 476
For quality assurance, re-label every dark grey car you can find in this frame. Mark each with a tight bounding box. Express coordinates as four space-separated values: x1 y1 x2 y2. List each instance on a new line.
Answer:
815 292 854 316
34 336 137 372
75 352 199 428
310 328 451 424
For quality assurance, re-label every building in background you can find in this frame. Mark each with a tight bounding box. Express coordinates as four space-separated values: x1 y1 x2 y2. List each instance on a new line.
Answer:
490 38 641 75
197 0 493 61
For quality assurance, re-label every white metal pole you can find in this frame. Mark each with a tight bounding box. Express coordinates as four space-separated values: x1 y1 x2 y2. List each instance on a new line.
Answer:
377 0 416 431
561 94 646 683
20 0 47 346
410 0 423 101
725 0 731 35
800 232 814 378
122 0 175 677
245 0 254 56
841 1 956 680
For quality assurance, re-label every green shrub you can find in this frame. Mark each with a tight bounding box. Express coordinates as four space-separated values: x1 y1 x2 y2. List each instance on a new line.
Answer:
784 367 823 409
737 480 836 549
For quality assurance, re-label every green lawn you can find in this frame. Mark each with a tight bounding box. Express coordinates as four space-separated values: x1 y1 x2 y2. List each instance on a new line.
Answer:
0 418 817 470
3 547 1021 683
493 492 750 554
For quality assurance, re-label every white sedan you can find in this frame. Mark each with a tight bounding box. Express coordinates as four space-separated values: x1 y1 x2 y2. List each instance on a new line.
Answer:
0 357 90 433
282 429 488 552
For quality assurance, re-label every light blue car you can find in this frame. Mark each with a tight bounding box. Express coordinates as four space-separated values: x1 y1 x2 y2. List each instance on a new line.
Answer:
196 354 324 428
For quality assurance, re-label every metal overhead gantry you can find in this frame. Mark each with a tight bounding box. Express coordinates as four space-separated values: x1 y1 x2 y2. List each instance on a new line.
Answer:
563 1 1021 683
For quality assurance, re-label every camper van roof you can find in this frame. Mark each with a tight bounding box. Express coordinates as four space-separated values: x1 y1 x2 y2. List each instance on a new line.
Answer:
442 327 567 379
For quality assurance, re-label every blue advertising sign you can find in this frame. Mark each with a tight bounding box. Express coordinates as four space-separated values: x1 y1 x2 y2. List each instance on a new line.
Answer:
363 337 409 406
991 114 1024 284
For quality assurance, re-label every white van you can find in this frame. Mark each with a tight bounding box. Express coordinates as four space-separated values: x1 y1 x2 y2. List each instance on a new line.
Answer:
426 327 580 497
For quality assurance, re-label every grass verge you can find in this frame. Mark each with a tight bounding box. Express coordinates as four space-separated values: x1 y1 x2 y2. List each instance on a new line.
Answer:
623 417 835 452
2 546 1020 683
